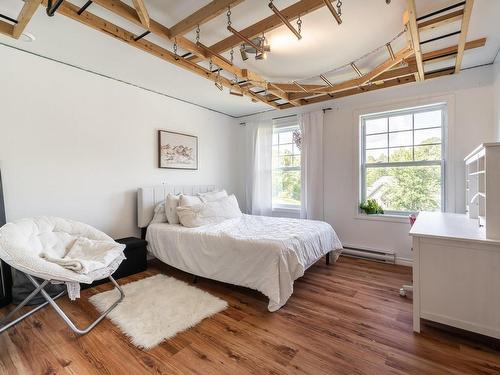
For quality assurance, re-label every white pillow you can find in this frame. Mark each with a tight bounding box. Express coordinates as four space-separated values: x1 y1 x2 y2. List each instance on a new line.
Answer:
165 194 180 224
150 202 167 224
179 194 203 207
198 190 228 203
177 194 242 228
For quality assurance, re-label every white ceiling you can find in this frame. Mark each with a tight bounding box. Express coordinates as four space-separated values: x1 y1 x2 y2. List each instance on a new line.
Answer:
1 0 499 117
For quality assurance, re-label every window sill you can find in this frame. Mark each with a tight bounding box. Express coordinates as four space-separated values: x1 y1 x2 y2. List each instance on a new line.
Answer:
355 213 409 224
273 207 300 218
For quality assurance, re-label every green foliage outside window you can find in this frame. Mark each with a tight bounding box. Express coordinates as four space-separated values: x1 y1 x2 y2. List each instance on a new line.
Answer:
365 138 441 212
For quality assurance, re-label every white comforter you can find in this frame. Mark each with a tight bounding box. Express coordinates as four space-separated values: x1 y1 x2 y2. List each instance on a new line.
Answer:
146 214 343 311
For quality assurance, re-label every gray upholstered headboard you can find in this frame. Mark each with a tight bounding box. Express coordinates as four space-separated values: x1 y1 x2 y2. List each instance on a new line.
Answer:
137 184 220 228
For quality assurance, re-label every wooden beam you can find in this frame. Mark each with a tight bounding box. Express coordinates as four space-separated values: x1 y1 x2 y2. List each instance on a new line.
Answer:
169 0 244 38
455 0 474 73
404 0 424 81
131 0 150 29
268 1 302 40
0 20 14 37
322 0 342 25
227 25 264 53
12 0 42 39
89 0 267 89
418 9 463 31
406 38 486 64
41 0 278 109
190 0 326 63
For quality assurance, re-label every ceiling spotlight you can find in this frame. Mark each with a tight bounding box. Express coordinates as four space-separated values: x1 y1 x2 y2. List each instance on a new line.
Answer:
240 44 248 61
214 81 224 91
230 90 244 96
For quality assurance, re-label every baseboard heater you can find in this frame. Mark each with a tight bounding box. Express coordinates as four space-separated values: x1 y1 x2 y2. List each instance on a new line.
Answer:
341 244 396 263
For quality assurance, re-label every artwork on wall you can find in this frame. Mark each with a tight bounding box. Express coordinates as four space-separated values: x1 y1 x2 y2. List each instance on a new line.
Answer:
158 130 198 170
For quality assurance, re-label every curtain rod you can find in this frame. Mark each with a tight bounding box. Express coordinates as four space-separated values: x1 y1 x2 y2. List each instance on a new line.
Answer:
272 107 332 121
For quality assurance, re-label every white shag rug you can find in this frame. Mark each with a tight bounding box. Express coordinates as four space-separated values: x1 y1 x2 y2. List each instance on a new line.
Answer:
89 274 228 349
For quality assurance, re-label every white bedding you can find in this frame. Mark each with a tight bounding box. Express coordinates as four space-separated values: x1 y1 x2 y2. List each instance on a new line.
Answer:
146 214 342 311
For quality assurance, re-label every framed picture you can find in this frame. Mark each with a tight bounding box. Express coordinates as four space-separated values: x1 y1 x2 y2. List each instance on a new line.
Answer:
158 130 198 170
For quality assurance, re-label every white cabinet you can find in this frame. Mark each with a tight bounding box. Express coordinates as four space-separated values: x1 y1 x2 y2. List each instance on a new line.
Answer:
464 143 500 240
410 212 500 339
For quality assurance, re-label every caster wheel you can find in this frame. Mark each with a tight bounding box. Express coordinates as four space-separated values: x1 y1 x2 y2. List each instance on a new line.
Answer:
399 288 407 297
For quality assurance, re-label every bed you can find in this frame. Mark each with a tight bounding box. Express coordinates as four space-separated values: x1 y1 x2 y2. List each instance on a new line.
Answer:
138 185 343 311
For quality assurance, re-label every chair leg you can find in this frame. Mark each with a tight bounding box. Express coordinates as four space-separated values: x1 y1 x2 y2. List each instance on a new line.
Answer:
0 280 67 334
25 274 124 335
326 252 331 265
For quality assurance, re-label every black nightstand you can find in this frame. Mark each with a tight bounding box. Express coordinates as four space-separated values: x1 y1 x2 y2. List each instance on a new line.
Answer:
88 237 148 288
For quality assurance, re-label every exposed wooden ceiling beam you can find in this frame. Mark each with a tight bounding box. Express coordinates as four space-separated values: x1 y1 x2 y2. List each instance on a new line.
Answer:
406 37 486 64
0 20 14 37
169 0 244 38
12 0 42 39
322 0 342 25
131 0 150 29
42 0 277 108
268 1 302 40
404 0 424 81
455 0 474 73
418 9 463 31
274 45 414 95
190 0 326 63
88 0 268 90
279 75 417 109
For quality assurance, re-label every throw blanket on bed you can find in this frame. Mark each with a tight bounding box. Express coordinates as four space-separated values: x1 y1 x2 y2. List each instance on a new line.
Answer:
41 237 126 274
147 214 343 312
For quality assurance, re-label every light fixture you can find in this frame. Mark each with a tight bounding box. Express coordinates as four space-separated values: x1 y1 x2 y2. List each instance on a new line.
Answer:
214 81 224 91
239 36 271 61
230 90 243 96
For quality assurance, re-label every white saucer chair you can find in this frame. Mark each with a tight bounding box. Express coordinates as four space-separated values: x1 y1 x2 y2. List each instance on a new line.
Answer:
0 217 125 335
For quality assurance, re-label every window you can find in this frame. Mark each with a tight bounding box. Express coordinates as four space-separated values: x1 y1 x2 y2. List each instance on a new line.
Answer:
360 104 446 214
272 121 301 209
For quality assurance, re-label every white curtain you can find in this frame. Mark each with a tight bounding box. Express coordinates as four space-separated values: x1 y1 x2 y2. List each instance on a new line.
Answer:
245 119 273 216
298 111 324 220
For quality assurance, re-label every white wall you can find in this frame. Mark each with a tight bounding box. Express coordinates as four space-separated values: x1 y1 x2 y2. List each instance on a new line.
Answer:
494 61 500 140
0 45 243 239
240 66 496 263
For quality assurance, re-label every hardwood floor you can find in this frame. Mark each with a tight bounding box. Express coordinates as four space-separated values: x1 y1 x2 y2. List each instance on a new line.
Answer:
1 256 499 374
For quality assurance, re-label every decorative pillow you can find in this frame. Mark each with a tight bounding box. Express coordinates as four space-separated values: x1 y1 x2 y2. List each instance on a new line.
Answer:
179 194 203 207
150 202 167 224
198 190 228 203
165 194 180 224
177 194 242 228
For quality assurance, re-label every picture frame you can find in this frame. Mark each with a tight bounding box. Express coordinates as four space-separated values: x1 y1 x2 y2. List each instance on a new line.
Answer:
158 130 198 170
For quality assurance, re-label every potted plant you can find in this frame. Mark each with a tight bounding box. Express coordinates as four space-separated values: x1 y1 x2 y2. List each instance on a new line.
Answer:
359 199 384 215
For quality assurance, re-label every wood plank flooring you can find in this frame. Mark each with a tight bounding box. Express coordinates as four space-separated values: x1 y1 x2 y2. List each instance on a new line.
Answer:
1 256 499 374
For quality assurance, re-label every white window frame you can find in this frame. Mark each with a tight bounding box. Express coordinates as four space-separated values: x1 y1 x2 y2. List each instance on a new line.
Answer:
272 116 301 212
360 103 448 216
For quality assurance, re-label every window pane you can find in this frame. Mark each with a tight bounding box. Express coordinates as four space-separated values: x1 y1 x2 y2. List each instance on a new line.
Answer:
365 118 387 134
414 110 441 129
389 130 412 147
366 133 387 149
414 127 441 145
279 131 293 144
279 143 293 156
366 149 388 163
389 114 412 132
292 155 301 167
365 165 441 212
272 133 279 145
415 144 441 161
389 147 413 162
279 155 294 167
272 170 301 206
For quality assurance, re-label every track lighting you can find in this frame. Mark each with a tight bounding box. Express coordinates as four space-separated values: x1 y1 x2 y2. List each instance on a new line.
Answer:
214 81 224 91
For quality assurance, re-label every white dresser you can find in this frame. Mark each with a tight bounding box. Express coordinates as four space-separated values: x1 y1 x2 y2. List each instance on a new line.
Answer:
410 211 500 339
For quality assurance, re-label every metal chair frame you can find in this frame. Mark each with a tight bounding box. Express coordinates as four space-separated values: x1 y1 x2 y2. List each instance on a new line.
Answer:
0 272 124 335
